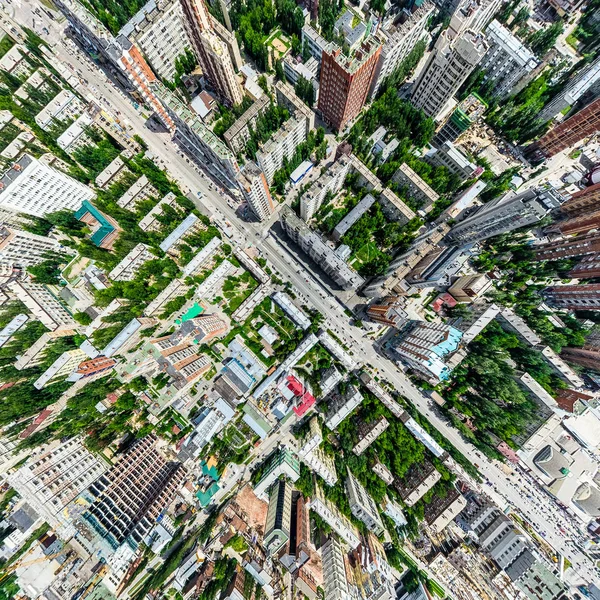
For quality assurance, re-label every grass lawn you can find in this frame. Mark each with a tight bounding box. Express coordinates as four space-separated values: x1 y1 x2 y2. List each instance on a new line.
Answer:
350 241 379 268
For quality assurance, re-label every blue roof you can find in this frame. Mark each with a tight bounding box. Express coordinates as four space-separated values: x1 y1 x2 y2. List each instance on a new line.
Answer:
431 326 463 358
75 200 116 247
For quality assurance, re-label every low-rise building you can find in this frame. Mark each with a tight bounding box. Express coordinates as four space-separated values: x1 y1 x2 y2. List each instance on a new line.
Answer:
75 200 122 250
352 417 389 455
35 89 85 131
324 384 364 430
95 156 132 189
33 348 88 389
116 175 158 210
394 461 441 506
423 487 467 533
56 113 95 155
332 193 377 242
0 44 34 78
392 164 439 213
138 192 178 232
425 141 479 181
108 243 154 281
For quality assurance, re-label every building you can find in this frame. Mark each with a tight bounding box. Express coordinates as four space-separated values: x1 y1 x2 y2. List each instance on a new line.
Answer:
263 479 293 556
76 435 186 556
318 38 382 133
254 447 301 500
558 183 600 217
154 83 240 187
444 187 564 246
367 296 408 328
537 57 600 123
223 95 269 154
275 81 315 135
75 200 122 250
345 471 385 536
543 283 600 311
526 97 600 161
324 384 364 430
308 486 360 548
424 141 479 181
369 1 434 98
179 0 243 106
159 213 200 254
72 356 117 379
300 154 351 221
280 206 364 290
301 24 329 64
0 44 34 78
448 273 493 302
478 20 538 99
411 28 487 119
86 101 141 154
394 461 441 506
8 438 106 529
391 164 439 212
14 328 77 371
561 345 600 371
432 93 487 147
35 89 85 131
8 280 76 331
321 536 352 600
390 321 463 382
535 231 600 262
138 192 179 232
238 162 275 221
120 0 190 82
257 117 307 184
57 113 96 155
423 487 467 533
0 227 67 268
95 156 131 189
116 175 158 210
352 417 389 456
108 243 154 281
382 497 407 528
0 154 95 217
332 193 377 241
33 348 88 389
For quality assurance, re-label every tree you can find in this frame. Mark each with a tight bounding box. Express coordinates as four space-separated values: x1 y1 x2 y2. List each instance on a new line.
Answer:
27 258 63 284
528 21 564 56
275 58 285 81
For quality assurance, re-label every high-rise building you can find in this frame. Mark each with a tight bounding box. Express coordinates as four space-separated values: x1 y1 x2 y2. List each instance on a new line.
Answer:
76 434 186 555
280 206 365 290
179 0 244 106
0 154 95 217
557 183 600 217
533 232 600 261
263 478 293 555
318 38 382 133
237 162 275 221
444 187 564 246
432 93 487 147
537 57 600 122
411 29 487 119
547 209 600 236
0 226 68 268
254 447 301 500
256 117 308 184
345 471 385 536
321 536 353 600
120 0 191 83
368 1 434 98
8 280 76 331
569 254 600 279
8 438 106 529
561 345 600 371
526 97 600 161
424 141 480 181
543 283 600 311
367 296 408 327
478 20 538 99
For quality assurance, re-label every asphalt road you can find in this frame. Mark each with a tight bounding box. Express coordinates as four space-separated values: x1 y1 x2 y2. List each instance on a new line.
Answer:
14 3 599 589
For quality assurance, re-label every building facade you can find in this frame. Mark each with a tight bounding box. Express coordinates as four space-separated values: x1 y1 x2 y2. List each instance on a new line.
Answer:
0 226 68 268
432 93 487 147
543 283 600 311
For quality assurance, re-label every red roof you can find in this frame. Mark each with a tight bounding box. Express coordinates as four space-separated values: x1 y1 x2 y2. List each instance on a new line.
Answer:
555 389 593 413
431 293 457 313
287 376 316 417
293 394 316 417
19 409 53 439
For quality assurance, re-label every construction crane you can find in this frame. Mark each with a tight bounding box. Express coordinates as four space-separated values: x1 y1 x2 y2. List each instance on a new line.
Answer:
0 546 70 584
71 564 108 600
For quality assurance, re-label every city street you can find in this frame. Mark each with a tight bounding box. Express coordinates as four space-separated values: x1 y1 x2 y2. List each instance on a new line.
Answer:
10 3 599 590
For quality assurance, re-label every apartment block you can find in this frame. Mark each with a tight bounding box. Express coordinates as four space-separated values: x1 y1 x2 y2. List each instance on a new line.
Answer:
561 345 600 371
120 0 190 82
346 471 385 536
0 226 67 268
33 348 88 389
72 356 117 379
95 156 132 189
538 57 600 122
423 486 467 533
0 154 95 217
35 89 85 131
527 97 600 161
324 384 364 430
543 283 600 311
300 154 351 221
308 486 360 548
318 39 381 132
321 536 353 600
154 83 240 186
425 141 479 181
0 44 34 78
352 417 389 456
237 162 275 221
8 438 106 529
264 479 293 556
394 461 441 506
301 24 329 64
569 254 600 279
332 193 376 241
479 20 537 99
558 183 600 217
412 29 487 119
280 206 364 290
138 192 178 232
8 280 76 331
57 113 96 155
369 0 434 98
223 95 269 154
86 101 141 154
445 187 564 246
77 435 186 555
367 296 408 328
392 163 439 212
275 81 315 134
116 175 158 210
14 327 76 370
257 117 307 184
108 243 154 281
448 273 493 302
